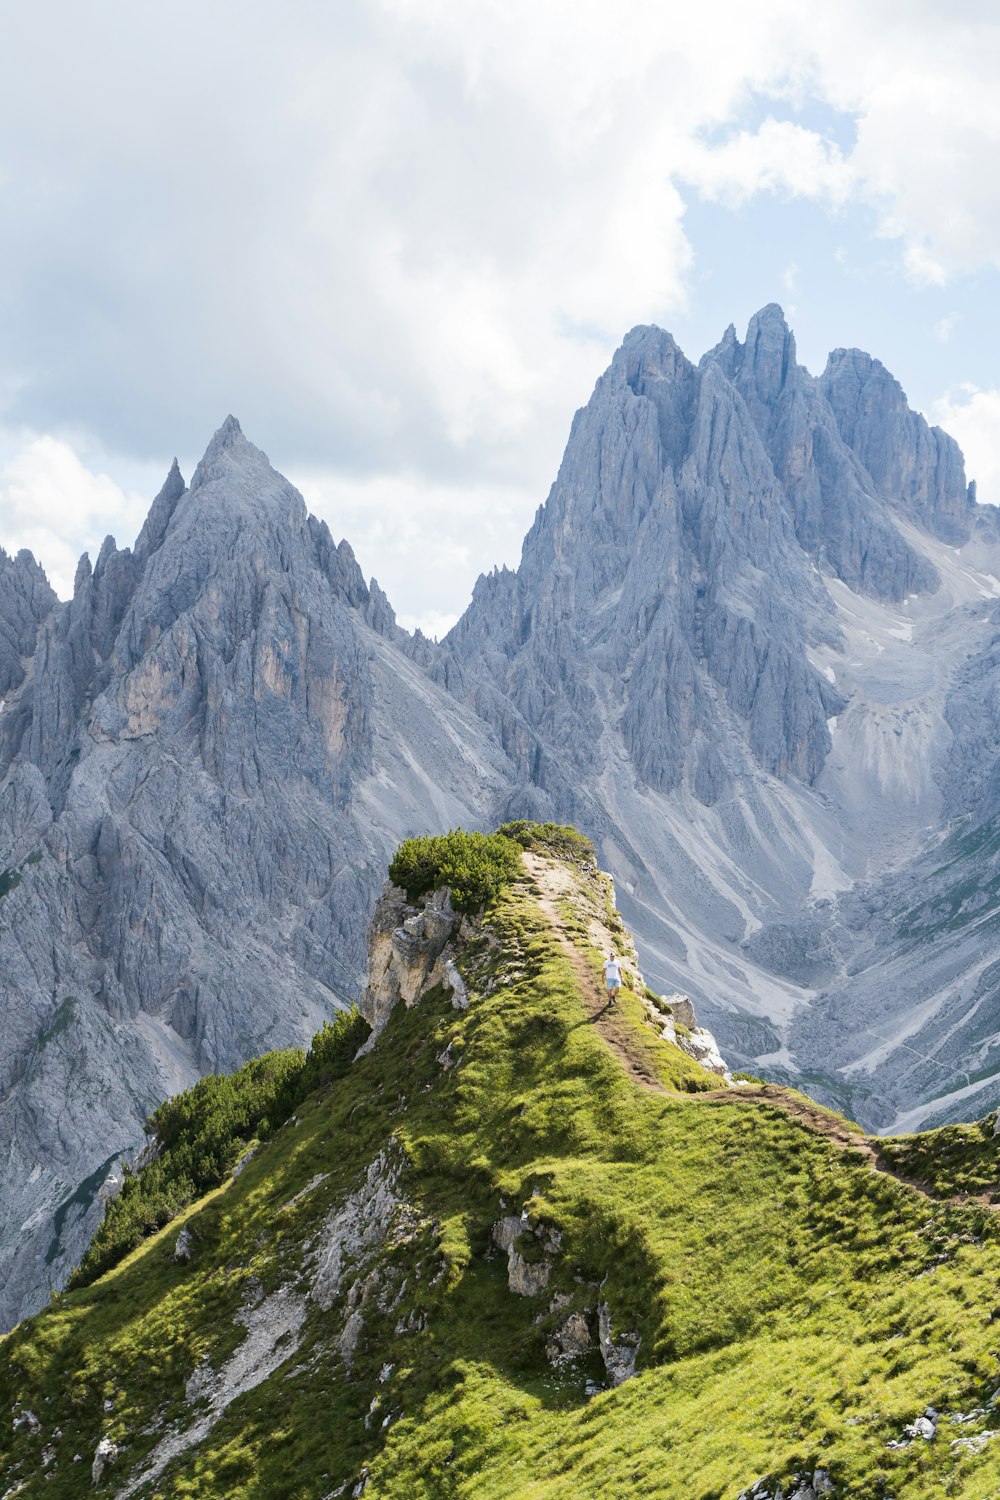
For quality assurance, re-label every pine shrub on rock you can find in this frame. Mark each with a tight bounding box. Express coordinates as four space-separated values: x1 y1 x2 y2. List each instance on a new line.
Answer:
388 829 524 914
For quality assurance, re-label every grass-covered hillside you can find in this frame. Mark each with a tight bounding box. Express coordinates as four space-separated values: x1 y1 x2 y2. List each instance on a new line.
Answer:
6 825 1000 1497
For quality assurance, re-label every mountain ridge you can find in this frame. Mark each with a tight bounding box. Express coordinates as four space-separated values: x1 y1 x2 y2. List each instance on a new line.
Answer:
5 827 1000 1498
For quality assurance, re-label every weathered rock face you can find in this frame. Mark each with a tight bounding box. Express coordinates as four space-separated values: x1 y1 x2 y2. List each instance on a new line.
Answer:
436 308 1000 1137
641 992 732 1080
442 314 847 805
0 419 511 1329
0 547 56 698
820 346 972 544
597 1301 641 1387
360 883 471 1037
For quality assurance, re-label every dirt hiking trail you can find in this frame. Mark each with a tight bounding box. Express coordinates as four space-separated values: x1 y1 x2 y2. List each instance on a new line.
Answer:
521 851 991 1210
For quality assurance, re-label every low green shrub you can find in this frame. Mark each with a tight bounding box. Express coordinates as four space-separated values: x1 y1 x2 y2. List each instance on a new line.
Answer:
497 820 597 865
69 1006 369 1288
389 830 524 914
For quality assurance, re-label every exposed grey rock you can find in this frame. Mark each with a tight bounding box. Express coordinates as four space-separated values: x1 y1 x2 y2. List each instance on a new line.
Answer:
716 305 939 602
0 548 55 699
492 1214 526 1254
675 1024 731 1079
444 314 845 806
507 1248 551 1297
91 1435 118 1486
360 884 468 1037
492 1208 558 1297
738 1473 834 1500
905 1415 936 1440
546 1308 592 1365
311 1148 405 1312
597 1300 640 1386
0 421 512 1330
174 1226 193 1263
184 1358 213 1405
662 994 697 1029
820 346 972 543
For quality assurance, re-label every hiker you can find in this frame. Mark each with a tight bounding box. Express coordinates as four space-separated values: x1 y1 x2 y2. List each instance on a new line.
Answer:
603 951 623 1006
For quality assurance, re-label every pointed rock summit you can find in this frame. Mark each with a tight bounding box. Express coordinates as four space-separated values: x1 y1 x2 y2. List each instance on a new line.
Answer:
739 301 797 401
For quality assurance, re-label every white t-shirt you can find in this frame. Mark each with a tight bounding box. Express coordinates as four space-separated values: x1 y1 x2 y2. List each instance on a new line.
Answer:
603 958 622 985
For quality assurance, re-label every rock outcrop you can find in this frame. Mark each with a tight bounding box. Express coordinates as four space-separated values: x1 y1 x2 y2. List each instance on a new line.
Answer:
360 886 471 1037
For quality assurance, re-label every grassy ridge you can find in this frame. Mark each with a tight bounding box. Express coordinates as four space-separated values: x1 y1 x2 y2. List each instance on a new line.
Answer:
4 847 1000 1496
878 1115 1000 1200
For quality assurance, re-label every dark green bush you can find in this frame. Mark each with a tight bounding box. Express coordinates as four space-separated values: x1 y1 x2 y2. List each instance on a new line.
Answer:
70 1006 369 1288
389 830 523 914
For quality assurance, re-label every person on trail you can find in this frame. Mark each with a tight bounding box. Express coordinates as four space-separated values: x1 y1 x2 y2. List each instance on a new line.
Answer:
603 952 623 1006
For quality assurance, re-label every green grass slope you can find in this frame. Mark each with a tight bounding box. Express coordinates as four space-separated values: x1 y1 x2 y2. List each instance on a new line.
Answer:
4 831 1000 1498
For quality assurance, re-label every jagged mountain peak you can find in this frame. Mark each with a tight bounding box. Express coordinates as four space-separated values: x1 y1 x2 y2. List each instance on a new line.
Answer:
738 301 797 398
0 547 56 698
133 458 187 564
617 321 690 365
202 410 247 454
188 413 276 496
819 340 972 541
745 299 792 335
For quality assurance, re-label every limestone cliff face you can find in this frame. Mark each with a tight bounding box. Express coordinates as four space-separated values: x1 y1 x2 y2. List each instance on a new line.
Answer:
360 884 471 1037
819 346 972 544
442 306 972 817
0 547 56 699
0 420 511 1329
442 312 858 809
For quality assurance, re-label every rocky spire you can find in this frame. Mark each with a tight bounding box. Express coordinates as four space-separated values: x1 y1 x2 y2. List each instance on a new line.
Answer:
0 549 56 698
134 458 186 563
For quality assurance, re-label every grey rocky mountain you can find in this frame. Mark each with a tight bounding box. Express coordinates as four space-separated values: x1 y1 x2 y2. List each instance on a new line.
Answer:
0 418 512 1328
6 305 1000 1327
438 304 1000 1129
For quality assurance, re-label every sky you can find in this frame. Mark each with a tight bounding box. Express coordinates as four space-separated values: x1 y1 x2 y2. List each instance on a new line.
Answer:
2 1 1000 636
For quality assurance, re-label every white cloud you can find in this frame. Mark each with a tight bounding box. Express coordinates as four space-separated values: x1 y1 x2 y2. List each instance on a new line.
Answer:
930 385 1000 507
2 2 1000 621
935 313 961 343
0 435 149 598
806 8 1000 282
681 117 855 207
289 467 536 632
